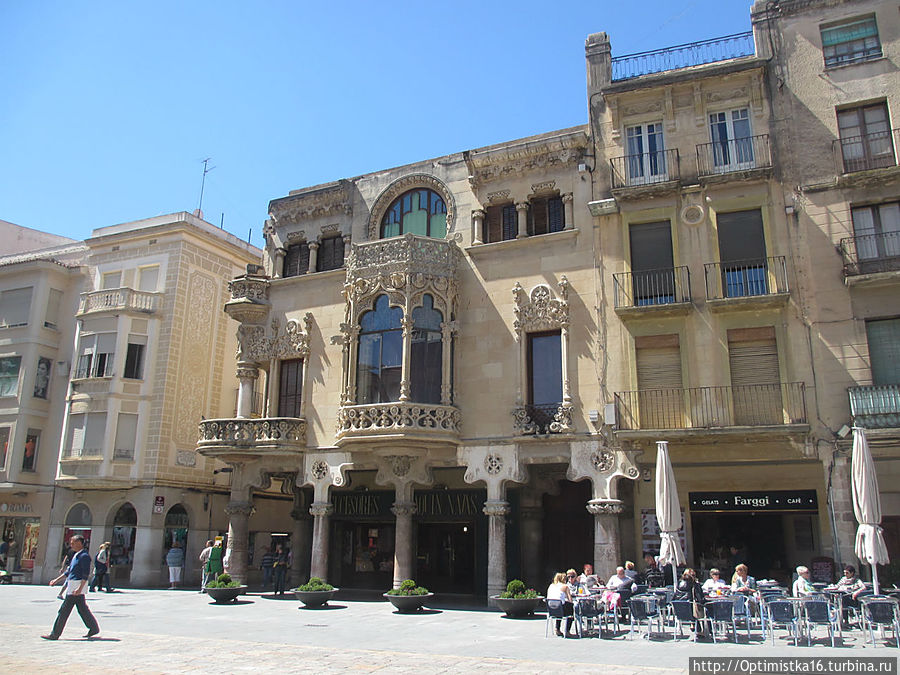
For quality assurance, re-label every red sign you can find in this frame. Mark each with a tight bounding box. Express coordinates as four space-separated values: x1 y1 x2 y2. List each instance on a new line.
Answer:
153 496 165 514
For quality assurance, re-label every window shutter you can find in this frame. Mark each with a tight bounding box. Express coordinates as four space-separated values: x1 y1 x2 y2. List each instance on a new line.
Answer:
635 339 683 428
636 346 683 389
114 413 138 459
502 204 518 240
283 243 310 277
728 328 782 425
1 287 33 327
866 318 900 385
548 197 564 232
822 17 878 46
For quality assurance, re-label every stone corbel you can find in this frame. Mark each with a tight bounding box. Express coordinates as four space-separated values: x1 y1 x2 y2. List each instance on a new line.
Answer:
459 444 526 501
374 452 433 502
300 452 352 503
567 439 641 501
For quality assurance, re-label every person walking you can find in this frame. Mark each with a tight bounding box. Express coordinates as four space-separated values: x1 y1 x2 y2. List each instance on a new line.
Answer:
204 540 224 587
272 544 289 595
56 547 74 600
198 540 213 591
42 535 100 640
90 542 112 592
166 541 185 589
260 546 275 589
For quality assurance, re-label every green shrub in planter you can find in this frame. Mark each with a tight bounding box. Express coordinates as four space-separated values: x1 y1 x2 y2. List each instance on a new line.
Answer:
499 579 539 599
386 578 429 596
206 572 241 589
296 576 334 592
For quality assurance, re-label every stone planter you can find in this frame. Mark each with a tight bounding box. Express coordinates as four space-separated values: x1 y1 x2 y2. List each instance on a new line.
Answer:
294 588 340 608
491 595 545 617
383 592 434 613
206 585 247 604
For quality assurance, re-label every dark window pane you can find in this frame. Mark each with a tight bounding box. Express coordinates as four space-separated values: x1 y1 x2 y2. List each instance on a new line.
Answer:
123 343 145 379
317 236 345 272
528 332 562 405
717 209 766 263
278 359 303 417
283 242 310 277
502 204 517 241
548 197 564 232
411 295 443 403
356 295 405 403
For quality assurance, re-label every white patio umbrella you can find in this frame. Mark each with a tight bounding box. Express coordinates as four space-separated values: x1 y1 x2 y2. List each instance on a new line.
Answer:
851 427 890 595
655 440 685 587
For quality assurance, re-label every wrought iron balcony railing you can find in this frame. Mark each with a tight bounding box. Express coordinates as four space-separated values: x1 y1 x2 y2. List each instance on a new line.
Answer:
611 32 755 81
840 232 900 276
512 403 574 435
834 129 898 174
614 383 807 431
197 417 307 454
610 149 680 189
78 288 160 316
614 266 691 309
337 401 461 441
850 385 900 429
697 134 772 177
704 256 788 300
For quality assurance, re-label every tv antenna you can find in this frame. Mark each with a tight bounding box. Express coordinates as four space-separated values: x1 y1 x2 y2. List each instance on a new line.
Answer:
197 158 216 216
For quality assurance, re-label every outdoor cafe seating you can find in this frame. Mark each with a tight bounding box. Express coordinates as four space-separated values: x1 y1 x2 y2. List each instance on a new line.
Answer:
628 594 664 640
860 596 900 648
760 597 799 646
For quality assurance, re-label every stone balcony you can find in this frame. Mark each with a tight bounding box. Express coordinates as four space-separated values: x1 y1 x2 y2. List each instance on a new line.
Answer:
78 288 160 316
336 402 461 445
347 232 460 283
197 417 307 460
225 269 270 325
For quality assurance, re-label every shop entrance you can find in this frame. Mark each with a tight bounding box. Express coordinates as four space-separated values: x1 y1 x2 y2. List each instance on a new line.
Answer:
416 522 475 594
691 512 787 581
335 521 394 590
542 480 593 580
110 503 137 584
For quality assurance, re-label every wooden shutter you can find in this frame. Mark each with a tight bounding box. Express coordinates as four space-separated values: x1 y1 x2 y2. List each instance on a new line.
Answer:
548 197 564 232
278 359 304 417
635 335 683 428
502 204 517 240
317 236 345 272
283 243 310 277
728 327 782 424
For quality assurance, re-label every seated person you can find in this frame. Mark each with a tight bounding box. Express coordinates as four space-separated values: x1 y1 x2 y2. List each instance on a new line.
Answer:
833 564 867 621
792 565 815 597
624 560 643 585
547 572 575 637
674 569 706 635
731 563 756 595
701 568 729 595
565 568 583 595
577 563 599 590
643 553 666 588
602 566 632 609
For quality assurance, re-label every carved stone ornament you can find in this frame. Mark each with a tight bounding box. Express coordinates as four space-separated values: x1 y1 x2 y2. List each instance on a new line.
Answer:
366 174 456 240
512 403 575 436
286 230 306 242
311 460 329 481
484 453 503 475
482 500 511 517
229 277 269 302
224 501 256 517
531 180 557 195
513 276 569 336
386 454 412 477
175 450 197 467
487 190 511 203
269 181 352 226
337 402 461 438
591 449 615 473
585 499 625 516
309 502 334 518
238 313 313 363
465 130 589 186
391 501 417 517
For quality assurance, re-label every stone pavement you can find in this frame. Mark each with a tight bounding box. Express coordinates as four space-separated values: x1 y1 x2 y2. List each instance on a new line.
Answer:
1 586 896 673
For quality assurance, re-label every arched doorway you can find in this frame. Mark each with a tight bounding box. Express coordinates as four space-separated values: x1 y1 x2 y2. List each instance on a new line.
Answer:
164 504 189 556
62 503 93 568
110 503 137 584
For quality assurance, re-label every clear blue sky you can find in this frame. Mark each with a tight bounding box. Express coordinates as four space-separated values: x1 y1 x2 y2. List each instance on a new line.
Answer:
1 1 751 249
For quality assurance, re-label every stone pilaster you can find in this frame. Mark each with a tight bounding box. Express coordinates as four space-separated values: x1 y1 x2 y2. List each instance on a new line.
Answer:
562 193 574 230
309 502 333 581
289 501 312 588
307 241 319 274
515 202 528 239
273 247 286 279
484 500 511 603
224 500 255 583
586 498 624 579
235 362 259 418
391 501 417 588
472 209 485 245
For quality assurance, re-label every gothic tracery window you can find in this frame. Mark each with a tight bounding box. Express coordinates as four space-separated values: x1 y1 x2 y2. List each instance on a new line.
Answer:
356 295 403 404
381 189 447 239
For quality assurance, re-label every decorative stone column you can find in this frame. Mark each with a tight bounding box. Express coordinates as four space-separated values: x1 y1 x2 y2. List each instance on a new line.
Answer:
484 499 511 601
515 202 528 239
307 241 319 274
235 362 259 419
224 500 255 583
399 316 414 401
587 498 624 579
562 193 574 230
391 501 417 588
273 247 286 278
309 501 333 581
290 487 312 587
472 209 485 245
439 321 457 405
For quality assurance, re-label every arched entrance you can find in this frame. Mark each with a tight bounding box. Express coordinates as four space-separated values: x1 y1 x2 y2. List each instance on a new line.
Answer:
164 504 189 563
62 503 92 568
110 503 137 584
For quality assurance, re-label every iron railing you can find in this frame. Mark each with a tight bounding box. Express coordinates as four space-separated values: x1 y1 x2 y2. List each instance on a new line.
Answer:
840 232 900 276
610 149 680 189
697 134 772 177
113 447 134 460
78 288 159 316
613 266 691 308
614 382 807 431
611 32 755 81
512 403 575 435
849 385 900 429
704 256 788 300
834 129 898 174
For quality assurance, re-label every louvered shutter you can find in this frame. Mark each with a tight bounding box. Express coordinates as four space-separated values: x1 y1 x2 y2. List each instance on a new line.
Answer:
636 338 683 428
728 328 782 424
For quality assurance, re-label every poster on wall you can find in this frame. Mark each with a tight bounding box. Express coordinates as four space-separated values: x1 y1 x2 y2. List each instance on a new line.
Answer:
33 357 51 399
20 522 39 570
21 431 39 472
0 427 9 470
641 508 688 560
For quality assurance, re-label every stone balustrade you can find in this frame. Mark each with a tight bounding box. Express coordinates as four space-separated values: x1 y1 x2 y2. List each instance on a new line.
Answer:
197 417 307 455
336 402 461 442
78 288 160 316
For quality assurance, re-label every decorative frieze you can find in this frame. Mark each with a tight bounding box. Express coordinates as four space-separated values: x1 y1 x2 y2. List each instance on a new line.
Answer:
196 418 307 453
586 498 625 516
269 181 352 225
175 450 197 467
237 314 313 363
513 277 569 335
465 130 589 186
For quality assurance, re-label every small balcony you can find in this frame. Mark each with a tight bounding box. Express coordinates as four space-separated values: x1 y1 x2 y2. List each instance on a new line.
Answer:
704 256 789 308
60 447 102 461
611 32 755 81
512 403 574 436
613 267 692 316
78 288 160 316
697 134 772 180
610 149 680 196
336 401 461 445
834 129 898 175
850 385 900 429
614 383 808 434
840 232 900 280
197 417 307 458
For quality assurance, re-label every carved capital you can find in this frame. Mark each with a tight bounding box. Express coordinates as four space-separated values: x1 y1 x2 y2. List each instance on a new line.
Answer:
289 506 311 521
224 501 256 518
309 502 334 518
561 193 574 205
391 501 417 518
586 499 625 516
515 202 528 213
471 209 485 221
236 363 259 380
483 500 511 518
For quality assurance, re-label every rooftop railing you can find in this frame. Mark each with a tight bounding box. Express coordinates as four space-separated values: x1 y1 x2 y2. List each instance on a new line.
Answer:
840 232 900 276
611 32 755 81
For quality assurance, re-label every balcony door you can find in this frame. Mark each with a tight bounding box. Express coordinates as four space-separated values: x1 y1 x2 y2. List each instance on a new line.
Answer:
728 327 782 426
635 335 684 429
838 103 894 173
851 203 900 269
626 123 666 184
716 209 768 298
709 108 753 172
629 221 675 306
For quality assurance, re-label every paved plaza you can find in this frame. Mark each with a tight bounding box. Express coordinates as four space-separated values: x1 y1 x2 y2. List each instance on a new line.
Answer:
1 586 897 674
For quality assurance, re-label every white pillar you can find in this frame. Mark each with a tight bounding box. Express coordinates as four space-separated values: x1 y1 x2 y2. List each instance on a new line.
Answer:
236 363 258 418
309 502 333 581
484 500 510 603
472 209 485 245
515 202 528 239
391 501 417 588
562 193 574 230
131 523 165 587
273 247 286 278
307 241 319 274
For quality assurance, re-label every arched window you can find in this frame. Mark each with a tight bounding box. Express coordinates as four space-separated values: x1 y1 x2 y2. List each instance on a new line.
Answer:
357 296 403 404
65 503 93 527
381 189 447 239
410 295 443 403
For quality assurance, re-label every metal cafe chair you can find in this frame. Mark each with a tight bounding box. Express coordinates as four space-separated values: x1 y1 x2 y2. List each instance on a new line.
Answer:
670 600 704 641
860 597 900 648
628 594 664 640
545 599 566 638
574 597 601 638
760 598 799 646
801 598 840 647
706 599 743 643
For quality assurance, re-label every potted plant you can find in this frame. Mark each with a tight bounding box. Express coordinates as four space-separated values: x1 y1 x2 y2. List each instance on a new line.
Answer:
384 578 433 613
204 573 246 604
492 579 544 617
294 577 339 608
